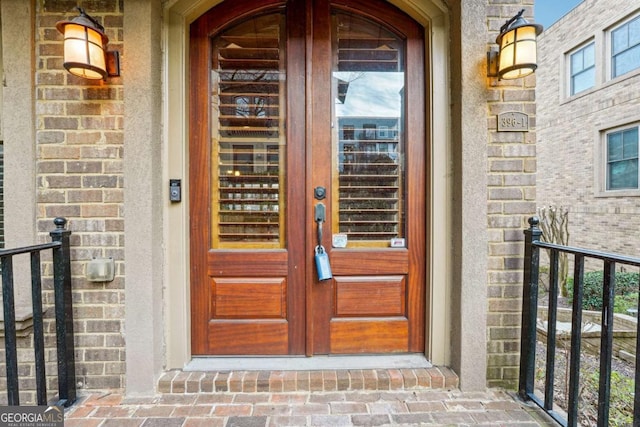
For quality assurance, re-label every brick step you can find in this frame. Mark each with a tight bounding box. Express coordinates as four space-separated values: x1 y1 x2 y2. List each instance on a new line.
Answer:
158 367 459 394
69 387 551 426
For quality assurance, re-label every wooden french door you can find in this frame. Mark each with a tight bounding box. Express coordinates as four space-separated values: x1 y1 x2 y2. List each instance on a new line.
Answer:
190 0 426 356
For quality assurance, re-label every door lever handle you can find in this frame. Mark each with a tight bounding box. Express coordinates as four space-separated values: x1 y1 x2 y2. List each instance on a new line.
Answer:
315 203 326 247
313 202 332 281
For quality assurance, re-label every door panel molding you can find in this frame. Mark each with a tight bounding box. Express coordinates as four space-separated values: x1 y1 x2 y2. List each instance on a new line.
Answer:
334 276 406 317
330 250 409 274
209 320 289 355
330 318 409 353
208 250 288 276
212 278 287 318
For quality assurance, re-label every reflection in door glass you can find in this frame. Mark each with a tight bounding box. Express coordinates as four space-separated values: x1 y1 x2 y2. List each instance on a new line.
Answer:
210 13 286 248
332 12 405 247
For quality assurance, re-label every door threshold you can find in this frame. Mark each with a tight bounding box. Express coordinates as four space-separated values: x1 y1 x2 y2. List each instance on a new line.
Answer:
184 354 431 371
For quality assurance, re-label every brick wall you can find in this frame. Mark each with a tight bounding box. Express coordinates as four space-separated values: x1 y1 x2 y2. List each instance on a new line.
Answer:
485 2 539 388
537 0 640 257
36 0 125 392
0 335 44 405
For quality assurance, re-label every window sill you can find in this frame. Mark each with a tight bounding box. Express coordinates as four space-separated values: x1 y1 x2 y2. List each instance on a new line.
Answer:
0 308 34 338
561 67 640 106
595 189 640 198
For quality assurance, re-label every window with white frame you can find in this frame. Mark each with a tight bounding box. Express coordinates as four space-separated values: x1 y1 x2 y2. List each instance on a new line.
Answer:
606 126 639 190
611 14 640 78
570 42 595 95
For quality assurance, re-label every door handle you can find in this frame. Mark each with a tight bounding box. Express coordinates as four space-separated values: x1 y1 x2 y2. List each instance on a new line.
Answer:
314 202 332 280
315 202 326 247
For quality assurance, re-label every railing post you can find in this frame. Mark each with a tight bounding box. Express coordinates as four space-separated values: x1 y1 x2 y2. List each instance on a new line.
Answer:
50 217 76 406
30 250 47 405
567 254 584 427
519 216 542 399
1 255 20 405
597 260 615 425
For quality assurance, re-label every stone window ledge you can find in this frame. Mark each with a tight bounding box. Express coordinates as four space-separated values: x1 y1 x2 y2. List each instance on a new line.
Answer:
0 308 34 338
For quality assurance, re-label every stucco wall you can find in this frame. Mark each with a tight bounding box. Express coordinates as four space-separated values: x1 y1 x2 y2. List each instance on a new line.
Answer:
2 0 37 315
537 0 640 257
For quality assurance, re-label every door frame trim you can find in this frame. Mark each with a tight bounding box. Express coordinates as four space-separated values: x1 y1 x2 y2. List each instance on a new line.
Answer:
162 0 452 370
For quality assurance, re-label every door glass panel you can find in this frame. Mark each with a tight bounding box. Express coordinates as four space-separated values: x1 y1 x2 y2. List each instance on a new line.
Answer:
332 12 405 247
211 13 286 248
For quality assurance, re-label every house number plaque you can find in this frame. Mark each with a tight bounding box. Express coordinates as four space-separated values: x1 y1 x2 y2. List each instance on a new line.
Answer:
497 111 529 132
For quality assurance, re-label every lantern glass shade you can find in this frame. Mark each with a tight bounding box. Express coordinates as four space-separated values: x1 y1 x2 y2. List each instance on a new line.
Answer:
61 23 108 80
498 24 540 79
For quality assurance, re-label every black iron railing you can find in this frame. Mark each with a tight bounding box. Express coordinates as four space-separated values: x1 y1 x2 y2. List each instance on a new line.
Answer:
520 216 640 427
0 217 76 407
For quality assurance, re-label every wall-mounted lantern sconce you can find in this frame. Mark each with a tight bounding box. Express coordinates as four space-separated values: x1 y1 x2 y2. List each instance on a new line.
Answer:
487 9 543 80
56 7 120 80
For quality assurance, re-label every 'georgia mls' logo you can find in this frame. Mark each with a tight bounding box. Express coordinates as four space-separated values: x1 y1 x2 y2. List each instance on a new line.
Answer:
0 405 64 426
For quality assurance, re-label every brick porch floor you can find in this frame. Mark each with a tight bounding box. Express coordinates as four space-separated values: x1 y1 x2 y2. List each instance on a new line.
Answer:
63 368 557 426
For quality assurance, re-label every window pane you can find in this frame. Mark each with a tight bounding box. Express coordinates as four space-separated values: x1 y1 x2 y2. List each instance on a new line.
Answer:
608 132 623 161
333 12 405 246
571 49 583 72
613 45 640 77
572 67 594 94
583 43 595 67
630 16 640 46
211 13 286 248
623 128 639 158
608 159 639 190
612 26 628 55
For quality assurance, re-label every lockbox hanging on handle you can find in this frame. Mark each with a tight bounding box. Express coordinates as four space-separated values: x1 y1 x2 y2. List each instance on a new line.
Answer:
315 245 333 281
314 200 332 281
